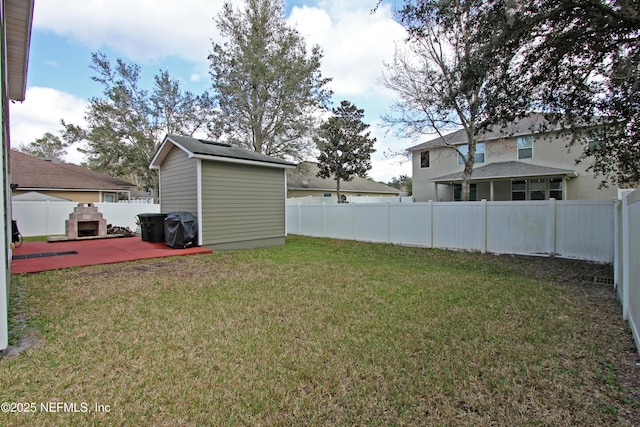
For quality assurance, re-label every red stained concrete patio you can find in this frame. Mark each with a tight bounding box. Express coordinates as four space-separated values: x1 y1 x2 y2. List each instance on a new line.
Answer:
11 236 212 274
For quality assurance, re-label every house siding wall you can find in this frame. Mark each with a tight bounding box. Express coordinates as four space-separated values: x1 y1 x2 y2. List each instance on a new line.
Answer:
159 147 198 214
12 190 118 203
201 161 285 249
1 5 9 351
412 130 619 201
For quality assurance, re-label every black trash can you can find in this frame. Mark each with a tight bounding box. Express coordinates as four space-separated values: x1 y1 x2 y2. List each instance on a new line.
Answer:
138 213 168 243
11 220 20 243
164 212 198 248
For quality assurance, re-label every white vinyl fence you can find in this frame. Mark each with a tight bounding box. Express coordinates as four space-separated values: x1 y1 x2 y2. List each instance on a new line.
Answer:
118 198 155 204
287 199 616 263
615 189 640 354
12 201 161 236
288 196 413 204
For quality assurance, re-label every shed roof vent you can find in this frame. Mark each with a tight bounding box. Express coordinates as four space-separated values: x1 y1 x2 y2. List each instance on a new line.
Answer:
199 139 232 148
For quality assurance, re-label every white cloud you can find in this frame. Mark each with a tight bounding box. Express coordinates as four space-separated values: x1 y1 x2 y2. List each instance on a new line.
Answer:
367 117 411 182
10 87 88 164
26 0 414 179
370 154 411 183
33 0 406 100
33 0 229 63
288 1 405 98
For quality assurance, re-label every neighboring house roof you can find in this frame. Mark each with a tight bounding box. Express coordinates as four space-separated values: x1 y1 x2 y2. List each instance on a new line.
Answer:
150 134 297 169
431 161 578 182
11 191 71 201
5 0 34 101
408 113 568 151
10 150 135 192
288 162 401 195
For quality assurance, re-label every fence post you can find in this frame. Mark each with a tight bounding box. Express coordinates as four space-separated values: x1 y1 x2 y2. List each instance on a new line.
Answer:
428 200 434 248
621 193 630 321
613 199 620 291
480 199 487 254
45 200 51 236
322 202 327 237
548 198 557 257
387 202 391 243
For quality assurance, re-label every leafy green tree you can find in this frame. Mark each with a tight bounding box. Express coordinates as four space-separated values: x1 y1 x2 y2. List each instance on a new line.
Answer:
316 101 377 202
499 0 640 186
63 52 216 196
19 132 69 159
209 0 332 160
381 0 524 201
388 175 412 196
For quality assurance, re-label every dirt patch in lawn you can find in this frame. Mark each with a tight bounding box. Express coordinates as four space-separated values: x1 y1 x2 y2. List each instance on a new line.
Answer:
2 333 41 358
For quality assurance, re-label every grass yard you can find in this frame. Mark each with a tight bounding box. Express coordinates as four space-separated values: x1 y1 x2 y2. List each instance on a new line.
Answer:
1 236 638 426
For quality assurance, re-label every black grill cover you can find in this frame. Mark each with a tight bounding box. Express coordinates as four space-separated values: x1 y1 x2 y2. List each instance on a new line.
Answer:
164 212 198 248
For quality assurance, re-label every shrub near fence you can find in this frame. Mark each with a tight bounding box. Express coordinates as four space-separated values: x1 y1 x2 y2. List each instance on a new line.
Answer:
12 201 161 237
287 199 616 263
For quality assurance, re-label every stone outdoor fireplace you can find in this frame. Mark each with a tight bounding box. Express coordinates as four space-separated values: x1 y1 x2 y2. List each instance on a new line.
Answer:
65 203 108 239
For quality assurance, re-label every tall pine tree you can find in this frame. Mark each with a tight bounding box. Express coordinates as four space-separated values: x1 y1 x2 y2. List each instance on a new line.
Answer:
316 101 376 202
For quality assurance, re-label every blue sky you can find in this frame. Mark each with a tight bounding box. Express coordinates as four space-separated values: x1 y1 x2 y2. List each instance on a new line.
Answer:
11 0 412 182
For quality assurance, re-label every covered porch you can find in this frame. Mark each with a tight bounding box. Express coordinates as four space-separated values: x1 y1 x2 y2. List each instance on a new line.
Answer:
431 161 579 201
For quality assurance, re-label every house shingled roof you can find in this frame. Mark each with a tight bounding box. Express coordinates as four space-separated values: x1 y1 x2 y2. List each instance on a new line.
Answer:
287 162 401 195
407 113 567 151
431 161 578 182
10 150 135 191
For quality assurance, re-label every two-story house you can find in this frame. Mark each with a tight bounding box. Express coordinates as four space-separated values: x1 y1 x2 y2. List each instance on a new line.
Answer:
408 114 620 202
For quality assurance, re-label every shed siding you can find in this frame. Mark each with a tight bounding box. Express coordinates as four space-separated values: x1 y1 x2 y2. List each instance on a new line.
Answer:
159 147 198 214
201 161 285 247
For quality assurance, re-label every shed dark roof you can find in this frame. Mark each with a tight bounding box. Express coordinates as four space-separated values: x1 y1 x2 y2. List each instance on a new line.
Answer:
288 162 401 195
150 135 297 169
10 150 135 191
431 161 578 182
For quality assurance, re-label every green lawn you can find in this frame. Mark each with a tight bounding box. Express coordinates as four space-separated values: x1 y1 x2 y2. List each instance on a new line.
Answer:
1 236 637 426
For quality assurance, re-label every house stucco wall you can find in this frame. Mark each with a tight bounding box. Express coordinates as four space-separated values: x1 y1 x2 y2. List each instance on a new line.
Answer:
412 130 618 201
159 146 198 215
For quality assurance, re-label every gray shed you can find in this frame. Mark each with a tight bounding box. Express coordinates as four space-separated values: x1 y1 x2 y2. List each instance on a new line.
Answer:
150 135 296 250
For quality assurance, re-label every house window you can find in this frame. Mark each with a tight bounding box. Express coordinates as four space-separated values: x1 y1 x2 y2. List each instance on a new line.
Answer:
517 136 533 159
323 192 331 197
475 143 485 163
511 178 564 200
511 180 526 200
420 151 430 168
104 194 115 203
457 143 485 165
453 183 477 201
587 128 605 155
529 179 546 200
549 178 563 199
